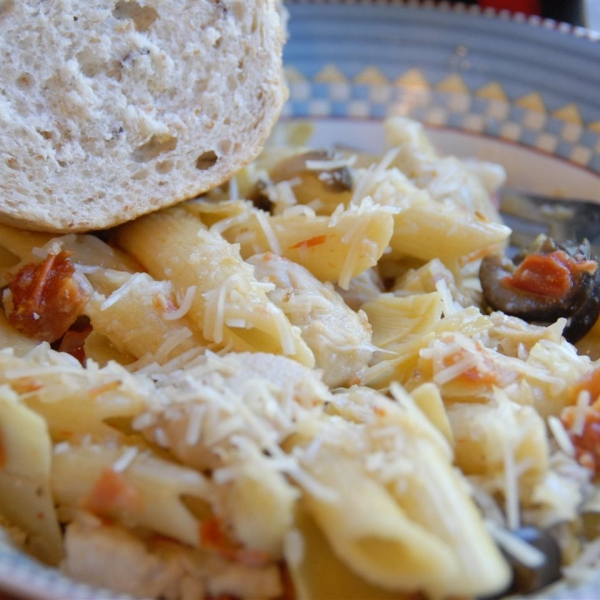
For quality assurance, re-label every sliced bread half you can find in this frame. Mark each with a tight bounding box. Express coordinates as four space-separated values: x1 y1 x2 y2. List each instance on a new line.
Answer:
0 0 287 232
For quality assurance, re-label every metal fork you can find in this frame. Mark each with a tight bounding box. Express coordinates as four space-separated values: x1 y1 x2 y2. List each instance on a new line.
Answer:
498 188 600 257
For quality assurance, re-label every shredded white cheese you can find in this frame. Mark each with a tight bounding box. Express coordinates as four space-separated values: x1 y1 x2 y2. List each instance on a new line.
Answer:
305 155 356 171
255 209 282 255
485 520 545 569
548 415 576 457
112 447 138 473
163 286 197 321
284 529 305 567
435 278 457 317
503 436 520 531
571 390 592 436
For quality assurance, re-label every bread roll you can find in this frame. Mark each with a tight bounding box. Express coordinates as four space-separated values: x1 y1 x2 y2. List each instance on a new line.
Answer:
0 0 287 232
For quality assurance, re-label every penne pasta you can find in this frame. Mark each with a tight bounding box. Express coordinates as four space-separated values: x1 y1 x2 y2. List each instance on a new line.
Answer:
85 272 210 365
0 386 63 565
299 445 459 595
114 208 314 366
52 443 212 548
189 198 394 289
388 197 511 264
248 252 373 387
286 505 404 600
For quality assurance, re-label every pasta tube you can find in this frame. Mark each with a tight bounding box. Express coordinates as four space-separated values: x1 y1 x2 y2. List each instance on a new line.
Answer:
300 445 459 595
448 396 550 500
361 291 443 350
114 208 314 367
388 197 510 263
0 348 145 443
52 444 212 548
191 199 394 289
0 386 63 565
0 224 137 272
325 385 511 597
286 506 403 600
85 272 210 365
248 253 373 387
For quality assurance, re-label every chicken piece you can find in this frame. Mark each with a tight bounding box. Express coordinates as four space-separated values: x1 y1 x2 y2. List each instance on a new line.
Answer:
336 267 384 312
134 351 328 557
137 351 331 472
62 518 282 600
248 253 374 387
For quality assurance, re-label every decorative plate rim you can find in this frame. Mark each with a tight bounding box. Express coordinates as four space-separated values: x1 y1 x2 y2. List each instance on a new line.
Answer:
284 0 600 42
283 1 600 177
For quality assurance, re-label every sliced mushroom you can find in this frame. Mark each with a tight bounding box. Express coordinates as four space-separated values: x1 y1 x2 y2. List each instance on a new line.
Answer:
508 527 562 594
273 150 353 190
249 150 353 214
479 236 600 343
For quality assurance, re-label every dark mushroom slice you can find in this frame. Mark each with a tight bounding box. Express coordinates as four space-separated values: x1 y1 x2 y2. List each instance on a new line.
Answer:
508 527 562 595
480 526 562 599
248 150 354 214
248 179 273 213
479 236 600 344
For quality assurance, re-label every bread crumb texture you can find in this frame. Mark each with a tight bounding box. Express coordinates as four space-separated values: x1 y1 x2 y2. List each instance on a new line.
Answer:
0 0 287 231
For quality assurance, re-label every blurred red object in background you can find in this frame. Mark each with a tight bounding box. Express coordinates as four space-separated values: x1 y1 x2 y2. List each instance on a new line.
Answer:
478 0 541 15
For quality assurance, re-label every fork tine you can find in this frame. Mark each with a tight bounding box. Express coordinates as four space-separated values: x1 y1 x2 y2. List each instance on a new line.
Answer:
498 188 600 257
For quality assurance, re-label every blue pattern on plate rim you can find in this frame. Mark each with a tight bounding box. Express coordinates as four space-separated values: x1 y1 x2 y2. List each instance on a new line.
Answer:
282 0 600 177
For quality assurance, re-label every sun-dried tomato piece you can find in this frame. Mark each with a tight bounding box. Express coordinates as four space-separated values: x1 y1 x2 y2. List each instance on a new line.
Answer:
480 237 600 343
5 251 90 342
82 467 142 517
199 515 271 567
561 398 600 474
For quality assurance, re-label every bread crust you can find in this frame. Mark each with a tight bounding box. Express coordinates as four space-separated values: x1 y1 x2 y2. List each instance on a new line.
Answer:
0 0 287 232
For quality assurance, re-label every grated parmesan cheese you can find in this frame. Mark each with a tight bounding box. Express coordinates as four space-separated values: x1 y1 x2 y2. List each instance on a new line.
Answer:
503 436 520 531
203 278 230 344
434 353 480 385
163 286 197 321
571 390 592 436
327 202 346 228
100 273 143 311
185 404 206 446
112 447 138 473
153 328 194 364
350 147 399 206
548 416 576 457
435 278 457 317
270 179 299 209
54 441 72 455
255 210 282 255
281 205 316 218
485 520 545 569
284 529 305 567
209 212 251 236
305 155 356 171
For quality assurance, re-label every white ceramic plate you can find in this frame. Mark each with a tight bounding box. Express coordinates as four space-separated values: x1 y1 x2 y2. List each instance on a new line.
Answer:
3 2 600 599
